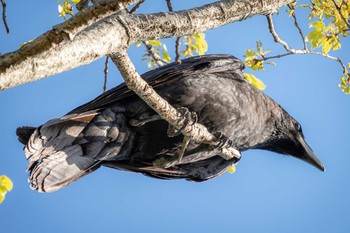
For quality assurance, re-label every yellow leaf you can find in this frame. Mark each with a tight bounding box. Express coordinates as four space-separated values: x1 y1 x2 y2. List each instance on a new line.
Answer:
72 0 80 4
162 52 171 63
227 164 236 174
310 21 325 29
148 40 162 47
0 193 4 204
306 30 324 49
244 73 266 90
245 50 257 60
322 38 331 55
0 175 13 192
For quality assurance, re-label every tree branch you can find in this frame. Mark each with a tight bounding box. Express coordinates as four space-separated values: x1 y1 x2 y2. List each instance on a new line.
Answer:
110 51 240 161
287 5 307 50
0 0 294 91
143 40 166 66
263 12 348 75
266 14 294 52
165 0 182 63
103 56 109 93
0 0 9 34
127 0 145 14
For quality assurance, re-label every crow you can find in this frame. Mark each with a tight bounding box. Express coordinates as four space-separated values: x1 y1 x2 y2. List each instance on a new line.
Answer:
16 54 324 192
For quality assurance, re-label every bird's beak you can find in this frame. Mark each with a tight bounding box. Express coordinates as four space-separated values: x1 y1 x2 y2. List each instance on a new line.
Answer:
298 136 325 172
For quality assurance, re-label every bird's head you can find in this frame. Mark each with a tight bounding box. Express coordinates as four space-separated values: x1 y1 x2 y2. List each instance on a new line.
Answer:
263 111 325 172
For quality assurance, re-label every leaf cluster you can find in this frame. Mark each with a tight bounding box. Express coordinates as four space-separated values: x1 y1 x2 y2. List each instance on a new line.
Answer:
137 33 208 69
244 41 275 71
136 40 171 69
181 33 208 57
305 0 350 93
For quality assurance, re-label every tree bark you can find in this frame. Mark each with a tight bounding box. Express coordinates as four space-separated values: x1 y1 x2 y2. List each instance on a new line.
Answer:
0 0 294 91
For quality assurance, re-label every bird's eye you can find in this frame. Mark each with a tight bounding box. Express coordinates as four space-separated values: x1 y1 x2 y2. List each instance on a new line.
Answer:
296 123 302 132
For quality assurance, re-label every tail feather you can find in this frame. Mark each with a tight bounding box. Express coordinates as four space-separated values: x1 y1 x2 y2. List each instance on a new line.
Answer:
20 108 131 192
29 145 100 192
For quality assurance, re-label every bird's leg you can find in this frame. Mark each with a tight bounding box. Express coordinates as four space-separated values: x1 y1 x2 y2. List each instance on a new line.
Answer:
178 135 190 162
168 107 198 162
153 107 198 168
129 114 162 127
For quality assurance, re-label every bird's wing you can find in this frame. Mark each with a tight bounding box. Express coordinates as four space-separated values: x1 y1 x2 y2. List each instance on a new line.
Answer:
69 54 244 114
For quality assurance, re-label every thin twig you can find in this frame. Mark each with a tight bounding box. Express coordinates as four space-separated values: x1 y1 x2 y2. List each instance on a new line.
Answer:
264 12 348 75
165 0 182 63
288 5 307 50
165 0 173 11
266 14 293 52
175 37 181 64
0 0 9 34
259 50 348 75
127 0 145 14
143 40 166 66
103 56 109 93
110 51 241 162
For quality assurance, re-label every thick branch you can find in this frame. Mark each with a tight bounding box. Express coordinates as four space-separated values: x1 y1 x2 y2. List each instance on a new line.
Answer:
110 51 240 160
0 0 294 91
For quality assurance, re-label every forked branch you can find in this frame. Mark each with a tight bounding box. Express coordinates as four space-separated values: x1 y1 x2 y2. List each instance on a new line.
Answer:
263 14 348 75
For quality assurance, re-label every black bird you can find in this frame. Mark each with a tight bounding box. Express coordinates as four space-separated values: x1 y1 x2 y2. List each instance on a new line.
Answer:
16 54 324 192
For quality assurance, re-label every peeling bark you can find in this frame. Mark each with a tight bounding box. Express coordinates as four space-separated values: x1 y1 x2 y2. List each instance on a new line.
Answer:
0 0 294 91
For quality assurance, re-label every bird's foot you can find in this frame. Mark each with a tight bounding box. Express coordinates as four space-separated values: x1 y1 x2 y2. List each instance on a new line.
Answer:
167 107 198 137
212 132 241 161
129 115 162 127
212 132 234 150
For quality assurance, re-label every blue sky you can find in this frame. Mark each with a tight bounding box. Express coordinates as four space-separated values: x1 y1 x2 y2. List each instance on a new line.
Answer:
1 1 349 233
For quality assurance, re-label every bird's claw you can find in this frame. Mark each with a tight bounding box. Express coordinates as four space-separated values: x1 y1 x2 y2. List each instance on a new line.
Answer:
167 107 197 137
212 132 241 162
212 132 234 149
